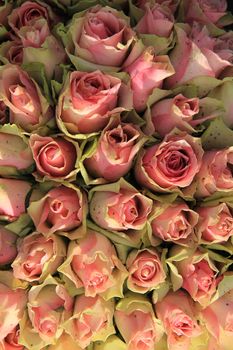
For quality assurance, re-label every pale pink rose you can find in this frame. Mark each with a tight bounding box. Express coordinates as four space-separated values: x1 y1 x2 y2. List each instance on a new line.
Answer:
57 70 132 135
28 185 86 236
63 295 115 348
0 325 23 350
0 179 31 222
0 226 17 266
185 0 227 26
124 47 175 112
135 3 174 37
135 133 203 192
155 291 202 350
0 65 52 132
135 0 179 14
151 202 199 244
126 248 166 293
84 117 145 181
196 203 233 243
195 147 233 198
29 134 77 180
12 232 66 282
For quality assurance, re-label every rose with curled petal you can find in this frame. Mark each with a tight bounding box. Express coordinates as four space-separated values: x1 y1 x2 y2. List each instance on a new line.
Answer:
196 203 233 243
0 65 52 132
0 226 17 266
12 232 66 283
0 179 31 222
126 248 166 293
28 184 87 239
66 5 135 68
135 132 203 193
90 179 152 231
0 325 24 350
0 40 24 66
150 202 199 245
115 293 164 350
155 291 202 350
62 295 115 348
84 117 146 182
57 70 132 136
59 230 128 299
29 134 79 181
124 47 175 112
195 147 233 198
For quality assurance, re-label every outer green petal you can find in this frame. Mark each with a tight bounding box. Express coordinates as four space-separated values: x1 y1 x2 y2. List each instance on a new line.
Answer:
93 335 127 350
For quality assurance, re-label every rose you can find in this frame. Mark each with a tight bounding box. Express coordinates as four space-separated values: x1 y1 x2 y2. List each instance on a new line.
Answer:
0 101 7 124
66 5 135 69
0 325 23 350
90 179 152 231
135 3 174 37
56 70 132 136
126 248 166 293
150 202 199 245
134 0 179 14
195 147 233 198
29 134 79 181
62 295 115 348
28 184 87 238
0 178 31 222
12 232 66 282
184 0 227 26
114 293 164 350
0 40 23 65
46 334 82 350
59 230 128 299
0 226 17 266
155 291 202 350
92 335 127 350
0 1 12 27
124 47 175 112
84 116 146 182
196 203 233 243
135 132 203 193
0 65 52 132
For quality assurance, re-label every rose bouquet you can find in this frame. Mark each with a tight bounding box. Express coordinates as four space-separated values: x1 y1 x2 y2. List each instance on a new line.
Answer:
0 0 233 350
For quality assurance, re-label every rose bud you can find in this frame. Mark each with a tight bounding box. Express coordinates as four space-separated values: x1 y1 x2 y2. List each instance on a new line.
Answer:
195 147 233 198
84 116 146 182
57 70 132 136
90 178 152 231
0 40 23 65
135 3 174 38
0 226 17 266
28 184 87 239
12 232 66 283
124 47 174 112
59 230 128 299
196 203 233 243
0 325 23 350
62 295 115 348
155 291 202 350
66 5 135 69
0 65 52 132
135 132 203 193
115 293 164 350
126 248 166 293
29 134 79 181
150 202 199 245
0 178 31 222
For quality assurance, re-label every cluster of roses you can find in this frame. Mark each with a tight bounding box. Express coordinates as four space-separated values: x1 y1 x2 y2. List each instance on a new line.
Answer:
0 0 233 350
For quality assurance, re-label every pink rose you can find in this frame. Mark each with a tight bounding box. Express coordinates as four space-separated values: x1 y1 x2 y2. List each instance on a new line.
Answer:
135 133 203 192
126 248 166 293
67 6 135 68
0 179 31 222
124 47 175 112
196 203 233 243
185 0 227 26
59 230 127 298
84 117 146 182
0 226 17 266
28 185 87 238
62 295 115 348
0 40 23 65
0 1 12 26
29 134 78 181
12 232 66 282
151 202 199 244
155 291 202 350
135 3 174 37
195 147 233 198
135 0 179 14
0 325 23 350
57 70 132 135
90 179 152 231
0 65 52 132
